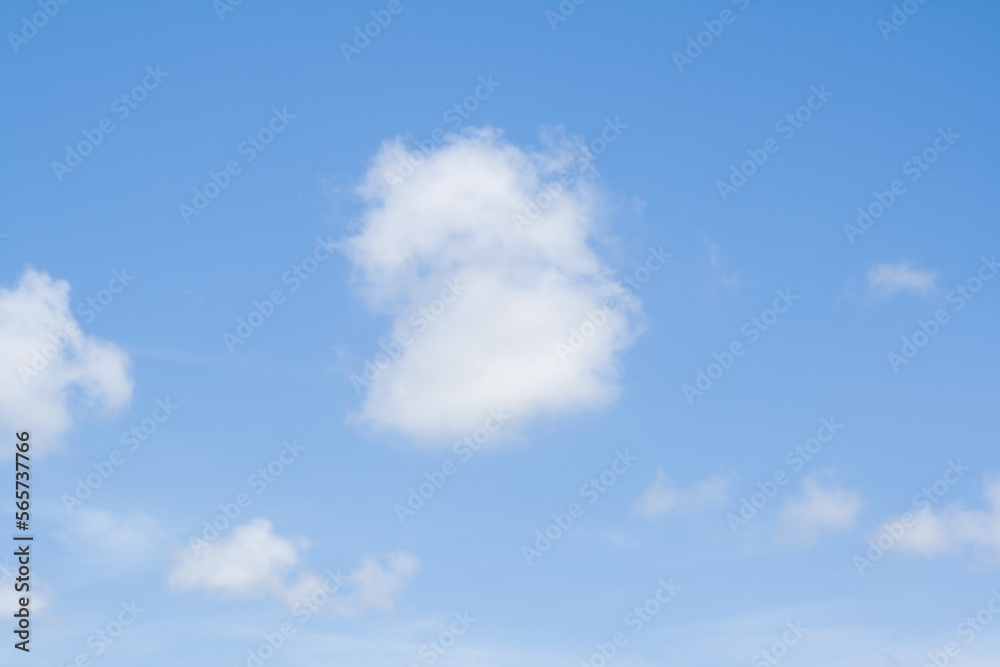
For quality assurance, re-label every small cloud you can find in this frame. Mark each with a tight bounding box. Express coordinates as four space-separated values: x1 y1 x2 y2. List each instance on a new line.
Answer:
633 468 735 519
281 551 419 617
169 518 305 600
867 261 937 298
340 551 420 614
888 476 1000 559
778 474 860 542
706 241 739 293
169 518 418 614
0 268 133 456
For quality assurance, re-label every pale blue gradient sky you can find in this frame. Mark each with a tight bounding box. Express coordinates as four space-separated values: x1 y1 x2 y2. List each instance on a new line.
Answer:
2 1 999 666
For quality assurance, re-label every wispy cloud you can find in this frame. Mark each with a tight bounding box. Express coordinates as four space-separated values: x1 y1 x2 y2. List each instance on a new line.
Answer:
706 241 740 293
633 468 735 519
168 518 418 614
867 261 937 298
66 508 164 563
778 474 860 542
887 476 1000 559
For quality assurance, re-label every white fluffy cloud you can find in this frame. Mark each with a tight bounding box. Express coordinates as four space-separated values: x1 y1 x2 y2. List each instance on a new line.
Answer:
169 518 304 599
778 475 860 541
342 127 642 440
0 268 132 455
169 518 418 614
633 468 735 519
867 261 937 298
889 477 1000 558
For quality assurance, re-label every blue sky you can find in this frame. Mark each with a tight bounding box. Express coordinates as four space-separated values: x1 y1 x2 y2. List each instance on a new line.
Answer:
2 1 1000 665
